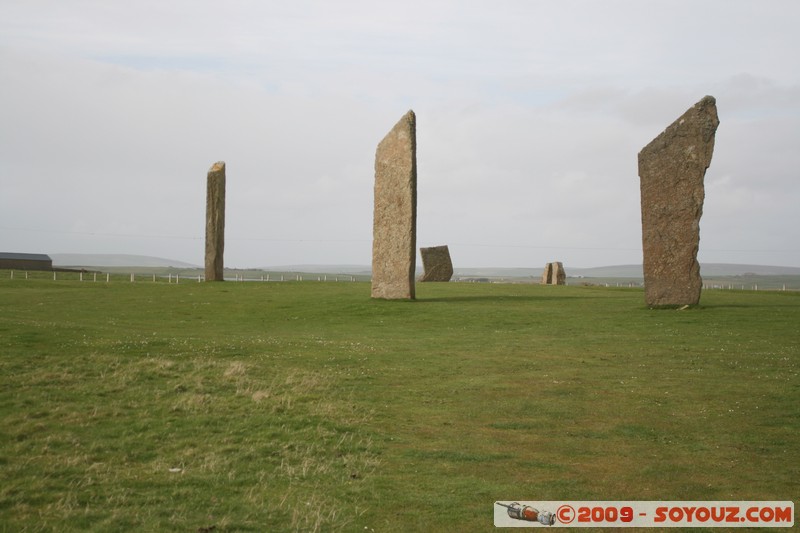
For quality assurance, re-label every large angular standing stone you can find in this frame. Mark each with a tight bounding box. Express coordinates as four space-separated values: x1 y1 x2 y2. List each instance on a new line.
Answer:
541 262 566 285
205 161 226 282
638 96 719 307
419 245 453 282
371 111 417 299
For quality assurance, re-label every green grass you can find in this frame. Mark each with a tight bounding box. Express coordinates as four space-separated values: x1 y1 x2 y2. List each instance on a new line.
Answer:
1 277 798 531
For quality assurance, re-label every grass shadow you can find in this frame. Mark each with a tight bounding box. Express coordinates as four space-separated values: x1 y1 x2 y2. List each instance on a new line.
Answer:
417 294 605 304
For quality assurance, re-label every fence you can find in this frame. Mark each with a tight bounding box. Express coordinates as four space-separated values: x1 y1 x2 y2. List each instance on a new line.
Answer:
4 270 364 284
4 269 798 290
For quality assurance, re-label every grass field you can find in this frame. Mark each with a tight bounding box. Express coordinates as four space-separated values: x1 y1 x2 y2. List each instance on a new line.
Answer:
1 276 798 531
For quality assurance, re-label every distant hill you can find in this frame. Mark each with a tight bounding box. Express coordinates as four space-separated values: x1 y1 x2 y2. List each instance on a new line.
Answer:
452 267 540 278
696 263 800 276
51 254 199 269
261 264 373 275
566 263 800 278
453 264 800 279
48 255 800 278
565 265 643 278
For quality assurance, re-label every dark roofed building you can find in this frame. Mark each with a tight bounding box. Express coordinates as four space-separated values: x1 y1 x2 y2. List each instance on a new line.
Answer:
0 253 53 271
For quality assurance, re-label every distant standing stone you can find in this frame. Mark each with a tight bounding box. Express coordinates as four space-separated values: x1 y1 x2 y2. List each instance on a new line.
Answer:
553 262 566 285
541 262 566 285
419 245 453 282
372 111 417 299
205 161 226 282
541 263 553 285
638 96 719 307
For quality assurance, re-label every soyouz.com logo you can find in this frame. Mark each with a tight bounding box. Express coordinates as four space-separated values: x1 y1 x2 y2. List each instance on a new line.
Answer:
493 501 794 528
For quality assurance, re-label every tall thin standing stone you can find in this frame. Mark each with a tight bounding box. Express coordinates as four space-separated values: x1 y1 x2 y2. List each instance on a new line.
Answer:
205 161 226 282
371 110 417 299
638 96 719 307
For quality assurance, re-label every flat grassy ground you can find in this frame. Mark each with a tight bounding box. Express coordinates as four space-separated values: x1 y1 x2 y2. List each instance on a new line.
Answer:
0 277 797 531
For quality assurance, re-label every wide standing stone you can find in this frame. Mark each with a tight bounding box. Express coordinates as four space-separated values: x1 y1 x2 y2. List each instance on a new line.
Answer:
371 111 417 299
638 96 719 307
541 262 566 285
419 245 453 282
205 161 226 282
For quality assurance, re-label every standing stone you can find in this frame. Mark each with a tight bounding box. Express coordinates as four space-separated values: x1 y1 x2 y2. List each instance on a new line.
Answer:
541 263 553 285
553 262 566 285
541 262 566 285
638 96 719 307
205 161 226 282
371 111 417 299
419 245 453 282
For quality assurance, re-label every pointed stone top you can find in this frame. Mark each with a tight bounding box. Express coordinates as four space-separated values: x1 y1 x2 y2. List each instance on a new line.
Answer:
378 111 416 155
388 110 415 133
394 109 415 131
698 95 716 106
640 96 719 156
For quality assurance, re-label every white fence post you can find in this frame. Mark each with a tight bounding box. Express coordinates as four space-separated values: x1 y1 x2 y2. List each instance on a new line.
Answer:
54 271 57 281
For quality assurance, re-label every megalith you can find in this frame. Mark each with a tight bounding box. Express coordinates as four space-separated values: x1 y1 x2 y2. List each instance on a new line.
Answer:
541 262 565 285
541 263 553 285
638 96 719 307
419 245 453 282
371 111 417 299
205 161 226 282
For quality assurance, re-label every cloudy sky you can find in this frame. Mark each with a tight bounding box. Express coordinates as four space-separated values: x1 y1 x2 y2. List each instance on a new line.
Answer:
2 1 799 268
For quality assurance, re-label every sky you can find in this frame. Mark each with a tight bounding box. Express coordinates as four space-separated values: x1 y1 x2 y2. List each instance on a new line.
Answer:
1 0 799 269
